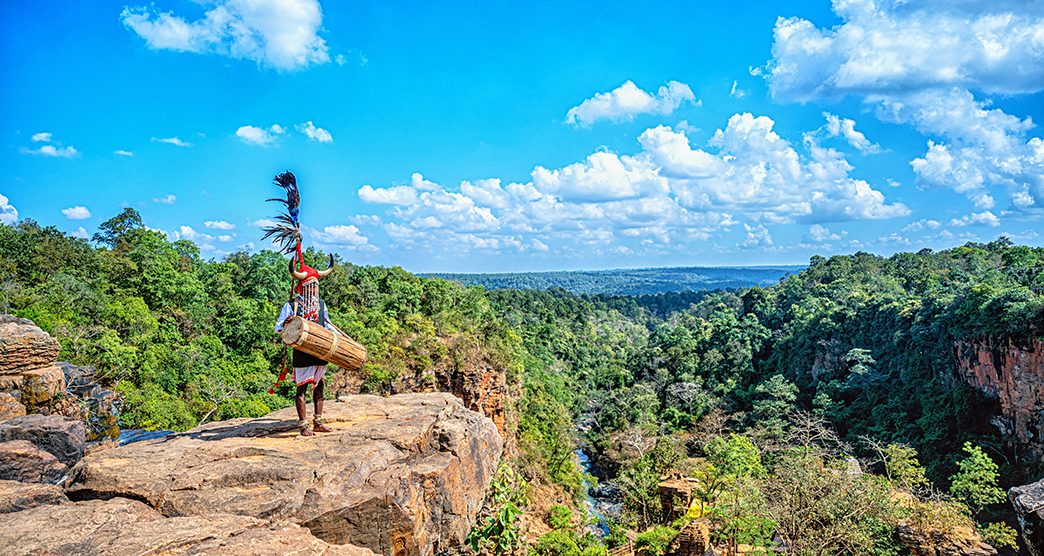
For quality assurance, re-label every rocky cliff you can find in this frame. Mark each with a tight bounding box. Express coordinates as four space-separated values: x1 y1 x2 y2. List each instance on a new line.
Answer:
954 337 1044 458
63 393 502 556
0 315 118 445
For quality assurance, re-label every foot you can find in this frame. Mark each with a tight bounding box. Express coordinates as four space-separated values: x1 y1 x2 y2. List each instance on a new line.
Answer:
301 427 316 436
313 424 333 433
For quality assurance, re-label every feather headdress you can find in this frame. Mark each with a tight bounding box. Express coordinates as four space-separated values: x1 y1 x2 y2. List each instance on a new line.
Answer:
261 171 301 255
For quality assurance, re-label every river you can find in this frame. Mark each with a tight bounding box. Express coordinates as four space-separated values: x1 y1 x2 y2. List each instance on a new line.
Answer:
577 448 622 538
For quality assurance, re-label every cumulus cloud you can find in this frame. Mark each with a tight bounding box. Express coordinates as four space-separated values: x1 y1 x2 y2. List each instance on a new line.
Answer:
152 194 177 204
22 145 79 158
31 132 52 142
902 219 941 232
313 224 370 247
204 220 235 230
114 150 134 157
766 0 1044 211
357 113 908 258
741 224 773 248
806 224 845 242
0 194 17 225
120 0 330 71
152 136 191 147
822 113 880 153
730 80 748 99
236 124 284 146
61 206 91 220
177 225 213 242
565 80 696 127
297 121 333 143
949 210 1001 227
71 226 90 239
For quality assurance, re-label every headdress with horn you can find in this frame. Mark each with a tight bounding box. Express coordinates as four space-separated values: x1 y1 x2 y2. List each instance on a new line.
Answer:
288 254 335 293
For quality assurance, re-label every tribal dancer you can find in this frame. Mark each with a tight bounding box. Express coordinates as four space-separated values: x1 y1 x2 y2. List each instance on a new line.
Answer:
262 171 338 436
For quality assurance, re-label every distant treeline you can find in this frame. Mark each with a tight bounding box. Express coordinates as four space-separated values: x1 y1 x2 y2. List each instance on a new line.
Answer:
425 265 804 296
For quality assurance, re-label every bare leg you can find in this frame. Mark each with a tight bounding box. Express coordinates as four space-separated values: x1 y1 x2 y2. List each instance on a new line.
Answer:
312 378 332 433
296 384 314 436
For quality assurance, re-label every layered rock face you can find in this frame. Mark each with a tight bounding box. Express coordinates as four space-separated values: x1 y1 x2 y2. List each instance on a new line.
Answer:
0 496 378 556
1010 479 1044 556
68 393 503 556
954 338 1044 458
0 315 118 445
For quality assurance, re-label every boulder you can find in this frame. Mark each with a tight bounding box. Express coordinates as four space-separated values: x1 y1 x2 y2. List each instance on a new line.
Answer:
1010 478 1044 556
0 315 59 374
68 393 503 556
0 479 66 513
0 414 85 467
19 364 66 407
897 523 997 556
0 393 24 423
0 497 378 556
0 440 67 484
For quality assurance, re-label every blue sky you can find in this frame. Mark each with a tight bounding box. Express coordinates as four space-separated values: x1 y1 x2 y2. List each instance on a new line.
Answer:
3 0 1043 272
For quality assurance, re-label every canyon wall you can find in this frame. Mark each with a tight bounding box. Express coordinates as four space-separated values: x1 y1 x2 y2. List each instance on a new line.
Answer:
954 337 1044 458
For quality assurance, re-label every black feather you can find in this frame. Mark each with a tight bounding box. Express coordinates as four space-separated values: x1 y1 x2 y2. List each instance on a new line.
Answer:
261 171 302 253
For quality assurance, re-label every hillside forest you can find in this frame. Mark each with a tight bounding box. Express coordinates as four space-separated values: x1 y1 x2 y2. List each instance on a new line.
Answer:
2 209 1043 554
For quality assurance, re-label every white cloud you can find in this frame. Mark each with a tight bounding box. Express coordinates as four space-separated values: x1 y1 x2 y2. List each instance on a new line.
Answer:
71 226 89 239
359 184 418 205
250 218 279 229
314 224 369 247
120 0 330 71
61 206 91 220
766 1 1044 211
741 224 773 248
114 150 135 157
31 132 52 143
152 136 191 147
730 80 748 99
152 194 177 204
204 220 236 230
357 112 908 259
217 234 236 242
806 224 845 242
822 113 880 153
297 121 333 143
0 194 17 225
565 80 696 127
236 124 284 146
22 145 79 158
949 211 1001 227
902 219 941 232
177 225 213 242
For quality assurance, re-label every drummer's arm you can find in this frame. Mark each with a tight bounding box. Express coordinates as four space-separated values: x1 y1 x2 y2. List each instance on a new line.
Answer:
275 303 293 332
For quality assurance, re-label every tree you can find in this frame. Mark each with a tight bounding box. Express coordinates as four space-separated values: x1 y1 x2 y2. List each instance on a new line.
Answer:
92 208 143 247
949 442 1005 516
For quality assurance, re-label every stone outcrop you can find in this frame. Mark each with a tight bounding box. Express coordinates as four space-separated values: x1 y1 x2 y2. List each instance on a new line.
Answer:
664 519 716 556
0 413 86 467
0 316 58 374
0 496 378 556
0 479 66 513
0 315 119 446
0 440 67 483
1010 478 1044 556
897 523 997 556
954 338 1044 458
68 393 503 556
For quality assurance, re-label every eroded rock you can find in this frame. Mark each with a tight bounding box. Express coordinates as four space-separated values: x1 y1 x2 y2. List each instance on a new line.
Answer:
0 316 59 374
0 496 378 556
1010 478 1044 556
0 479 66 513
0 440 67 484
68 393 503 556
897 522 997 556
19 365 66 407
0 414 85 467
